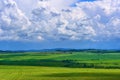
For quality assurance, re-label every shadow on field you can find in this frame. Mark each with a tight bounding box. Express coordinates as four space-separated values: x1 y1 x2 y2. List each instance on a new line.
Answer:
41 72 120 77
0 59 120 69
0 59 90 68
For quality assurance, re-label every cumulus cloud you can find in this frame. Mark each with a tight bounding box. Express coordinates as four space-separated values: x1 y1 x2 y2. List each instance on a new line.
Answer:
0 0 43 41
31 0 96 41
30 0 120 41
76 0 120 40
0 0 120 41
0 0 28 40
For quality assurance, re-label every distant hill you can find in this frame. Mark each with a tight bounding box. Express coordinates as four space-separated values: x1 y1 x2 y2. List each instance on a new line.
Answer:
0 49 120 53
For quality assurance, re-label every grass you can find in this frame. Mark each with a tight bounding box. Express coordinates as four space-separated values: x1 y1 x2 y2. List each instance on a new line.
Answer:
0 65 120 80
0 51 120 80
0 52 120 68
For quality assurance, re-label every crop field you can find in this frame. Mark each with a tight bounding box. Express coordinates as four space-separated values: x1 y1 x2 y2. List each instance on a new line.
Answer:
0 51 120 80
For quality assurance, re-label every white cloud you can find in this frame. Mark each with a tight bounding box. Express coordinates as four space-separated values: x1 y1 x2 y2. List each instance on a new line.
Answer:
48 0 77 10
0 0 41 41
75 0 120 40
0 0 120 41
31 0 96 41
14 0 38 17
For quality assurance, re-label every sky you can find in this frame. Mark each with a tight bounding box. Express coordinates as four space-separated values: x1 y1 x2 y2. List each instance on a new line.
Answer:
0 0 120 50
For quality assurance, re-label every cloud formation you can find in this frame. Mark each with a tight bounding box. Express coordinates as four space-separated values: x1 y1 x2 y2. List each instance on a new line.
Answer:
0 0 120 41
76 0 120 40
31 0 120 41
0 0 32 41
31 0 96 41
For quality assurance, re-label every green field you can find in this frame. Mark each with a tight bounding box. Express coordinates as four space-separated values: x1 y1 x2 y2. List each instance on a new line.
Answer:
0 51 120 80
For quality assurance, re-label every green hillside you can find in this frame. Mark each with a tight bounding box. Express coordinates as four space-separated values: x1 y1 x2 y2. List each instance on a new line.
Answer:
0 51 120 80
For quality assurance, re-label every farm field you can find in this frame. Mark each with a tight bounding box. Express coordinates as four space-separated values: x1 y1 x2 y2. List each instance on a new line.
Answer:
0 65 120 80
0 51 120 80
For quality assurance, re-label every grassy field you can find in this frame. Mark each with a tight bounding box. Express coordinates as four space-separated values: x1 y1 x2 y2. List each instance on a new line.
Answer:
0 51 120 80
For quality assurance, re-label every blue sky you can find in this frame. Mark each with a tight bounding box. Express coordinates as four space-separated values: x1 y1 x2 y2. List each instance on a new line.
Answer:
0 39 120 50
0 0 120 50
